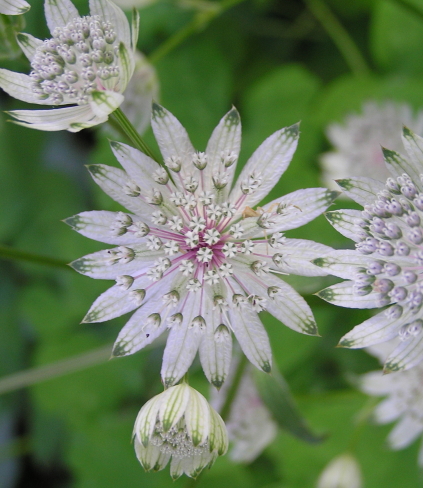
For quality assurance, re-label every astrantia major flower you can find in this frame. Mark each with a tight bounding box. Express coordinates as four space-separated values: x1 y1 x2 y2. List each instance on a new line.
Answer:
360 341 423 467
133 383 228 479
0 0 30 15
0 0 137 131
316 127 423 373
320 101 423 191
67 104 337 387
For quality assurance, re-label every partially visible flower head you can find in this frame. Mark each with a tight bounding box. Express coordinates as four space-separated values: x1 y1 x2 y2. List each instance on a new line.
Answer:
211 361 277 462
67 104 337 388
316 127 423 373
320 101 423 191
0 0 30 15
0 0 137 131
360 341 423 467
317 453 362 488
133 383 228 479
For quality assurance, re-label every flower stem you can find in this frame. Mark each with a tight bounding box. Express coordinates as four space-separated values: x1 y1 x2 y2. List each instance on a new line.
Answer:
347 396 379 452
305 0 370 76
111 107 160 164
148 0 246 65
219 354 248 421
0 344 113 395
0 244 69 270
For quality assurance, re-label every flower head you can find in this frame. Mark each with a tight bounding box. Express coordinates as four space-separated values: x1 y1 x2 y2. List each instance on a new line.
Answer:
317 453 362 488
360 341 423 467
316 127 423 373
0 0 137 131
320 101 423 191
0 0 30 15
133 383 228 479
67 104 337 387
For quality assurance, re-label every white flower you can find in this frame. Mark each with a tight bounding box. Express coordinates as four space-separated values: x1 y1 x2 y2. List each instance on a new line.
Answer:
360 341 423 467
0 0 30 15
316 127 423 373
67 104 337 388
320 101 423 192
317 453 362 488
211 362 277 463
0 0 137 132
133 383 228 480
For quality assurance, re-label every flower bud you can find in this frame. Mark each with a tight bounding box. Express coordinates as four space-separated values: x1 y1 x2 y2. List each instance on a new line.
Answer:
317 453 362 488
133 383 228 479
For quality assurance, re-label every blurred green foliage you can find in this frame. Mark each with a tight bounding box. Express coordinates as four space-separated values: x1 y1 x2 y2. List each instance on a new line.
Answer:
1 0 423 486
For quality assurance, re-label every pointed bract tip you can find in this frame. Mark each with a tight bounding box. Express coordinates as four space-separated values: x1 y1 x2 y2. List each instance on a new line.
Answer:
383 361 401 374
286 122 300 137
152 102 165 117
335 178 351 190
86 164 104 176
225 106 240 125
328 190 341 202
325 211 338 224
261 362 272 374
382 367 394 375
316 287 335 302
211 378 224 390
402 125 413 138
16 33 30 45
337 336 354 348
109 140 123 150
381 146 396 158
312 257 326 267
306 327 320 337
112 343 127 357
63 215 79 229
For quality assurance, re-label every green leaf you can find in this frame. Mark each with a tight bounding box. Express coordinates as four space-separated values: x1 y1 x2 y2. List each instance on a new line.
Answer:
253 366 323 444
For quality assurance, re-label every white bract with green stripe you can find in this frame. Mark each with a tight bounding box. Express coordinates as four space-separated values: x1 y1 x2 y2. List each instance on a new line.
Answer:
0 0 30 15
0 0 137 131
316 127 423 373
67 104 336 388
133 383 228 479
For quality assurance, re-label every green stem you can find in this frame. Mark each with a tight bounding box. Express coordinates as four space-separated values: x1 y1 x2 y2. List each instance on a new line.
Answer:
149 0 246 65
219 354 248 421
111 107 159 163
0 244 69 270
347 397 379 452
305 0 370 76
0 344 112 395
